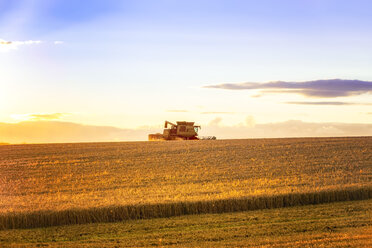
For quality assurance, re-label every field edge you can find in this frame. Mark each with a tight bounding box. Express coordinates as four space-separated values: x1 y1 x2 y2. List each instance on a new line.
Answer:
1 186 371 230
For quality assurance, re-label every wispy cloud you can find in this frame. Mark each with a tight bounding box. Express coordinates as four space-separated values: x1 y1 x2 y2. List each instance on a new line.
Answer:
208 117 223 126
0 39 42 52
202 120 372 139
204 79 372 98
201 111 236 114
0 39 63 52
245 116 256 128
29 113 67 120
166 110 189 113
11 113 68 121
285 101 372 105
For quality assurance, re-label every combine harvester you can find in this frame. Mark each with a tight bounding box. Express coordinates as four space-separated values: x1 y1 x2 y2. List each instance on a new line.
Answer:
149 121 216 141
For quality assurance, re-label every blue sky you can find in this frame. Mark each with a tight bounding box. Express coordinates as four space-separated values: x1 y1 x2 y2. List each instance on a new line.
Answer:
1 0 372 141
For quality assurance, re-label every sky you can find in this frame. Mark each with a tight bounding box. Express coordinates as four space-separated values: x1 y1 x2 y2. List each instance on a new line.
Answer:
1 0 372 143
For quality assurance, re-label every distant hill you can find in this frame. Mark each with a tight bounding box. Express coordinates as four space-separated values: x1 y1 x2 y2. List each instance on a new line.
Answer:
0 121 154 144
0 120 371 144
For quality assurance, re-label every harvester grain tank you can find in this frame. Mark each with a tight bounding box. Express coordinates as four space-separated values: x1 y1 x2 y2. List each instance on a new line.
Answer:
149 121 215 141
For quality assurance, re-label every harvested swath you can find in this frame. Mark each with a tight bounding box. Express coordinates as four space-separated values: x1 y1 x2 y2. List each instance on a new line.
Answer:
2 199 371 247
1 187 371 230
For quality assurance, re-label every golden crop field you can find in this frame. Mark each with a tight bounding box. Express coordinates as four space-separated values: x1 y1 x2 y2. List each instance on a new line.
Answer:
0 137 371 229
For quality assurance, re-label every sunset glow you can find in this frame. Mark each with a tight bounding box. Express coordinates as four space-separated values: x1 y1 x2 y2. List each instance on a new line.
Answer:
1 0 372 143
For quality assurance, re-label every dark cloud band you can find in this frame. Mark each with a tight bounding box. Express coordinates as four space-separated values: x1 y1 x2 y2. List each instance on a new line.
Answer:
285 101 372 105
204 79 372 98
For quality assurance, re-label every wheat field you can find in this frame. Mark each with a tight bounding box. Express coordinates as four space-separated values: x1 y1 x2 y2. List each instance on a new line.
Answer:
0 137 371 229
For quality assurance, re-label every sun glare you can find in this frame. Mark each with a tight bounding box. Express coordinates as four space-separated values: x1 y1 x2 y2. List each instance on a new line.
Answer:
9 113 67 123
10 114 34 122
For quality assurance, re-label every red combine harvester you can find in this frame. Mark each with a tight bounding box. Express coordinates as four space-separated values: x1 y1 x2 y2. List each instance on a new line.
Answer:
148 121 216 141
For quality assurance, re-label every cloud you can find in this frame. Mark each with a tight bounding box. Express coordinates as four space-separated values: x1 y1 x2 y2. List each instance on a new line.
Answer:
0 39 42 52
201 111 236 114
29 113 67 120
54 41 64 45
204 79 372 98
166 110 188 113
208 117 223 126
11 113 68 121
245 116 256 128
284 101 372 105
202 120 372 139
